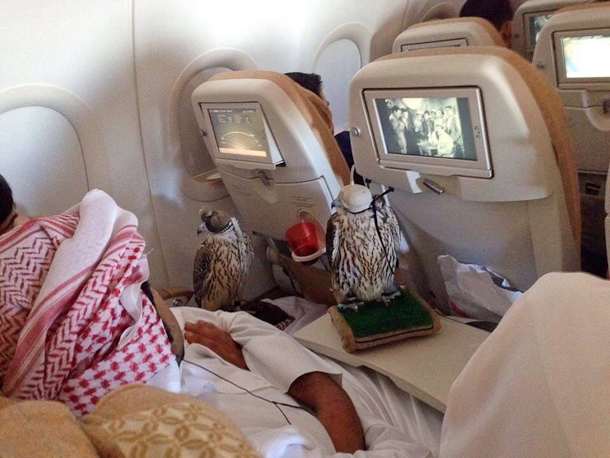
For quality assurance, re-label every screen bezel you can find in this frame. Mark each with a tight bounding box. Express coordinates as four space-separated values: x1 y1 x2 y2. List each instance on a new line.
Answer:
524 10 555 52
554 28 610 89
363 87 492 179
199 102 284 170
400 38 468 52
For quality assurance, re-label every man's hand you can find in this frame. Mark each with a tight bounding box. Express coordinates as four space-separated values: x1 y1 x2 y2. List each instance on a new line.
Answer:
184 320 248 370
289 372 366 454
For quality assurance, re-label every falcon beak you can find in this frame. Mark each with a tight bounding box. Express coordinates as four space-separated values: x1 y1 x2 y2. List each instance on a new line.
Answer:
197 223 206 236
331 198 341 209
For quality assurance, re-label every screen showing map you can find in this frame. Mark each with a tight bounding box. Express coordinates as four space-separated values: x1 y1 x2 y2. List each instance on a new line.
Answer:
208 107 270 157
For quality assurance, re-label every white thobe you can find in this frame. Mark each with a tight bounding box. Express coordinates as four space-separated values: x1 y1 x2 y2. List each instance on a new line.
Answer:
440 272 610 458
149 306 443 458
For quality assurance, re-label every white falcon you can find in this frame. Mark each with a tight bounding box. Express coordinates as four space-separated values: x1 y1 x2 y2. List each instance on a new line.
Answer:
326 184 401 309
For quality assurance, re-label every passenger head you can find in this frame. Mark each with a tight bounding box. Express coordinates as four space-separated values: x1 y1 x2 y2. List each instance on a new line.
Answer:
285 71 334 131
0 174 16 236
460 0 513 46
284 72 326 100
0 174 30 236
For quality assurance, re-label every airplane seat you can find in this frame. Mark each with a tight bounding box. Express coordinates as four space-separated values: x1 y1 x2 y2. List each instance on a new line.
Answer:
532 2 610 268
606 170 610 273
512 0 588 61
418 3 458 23
349 46 581 310
191 70 350 264
392 17 506 53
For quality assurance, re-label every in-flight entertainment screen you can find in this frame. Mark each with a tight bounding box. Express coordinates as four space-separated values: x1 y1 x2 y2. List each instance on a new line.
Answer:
374 97 477 161
528 12 553 48
208 107 270 158
561 34 610 79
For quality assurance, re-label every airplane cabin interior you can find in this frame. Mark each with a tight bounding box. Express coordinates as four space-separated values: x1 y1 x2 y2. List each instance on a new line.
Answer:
1 0 610 456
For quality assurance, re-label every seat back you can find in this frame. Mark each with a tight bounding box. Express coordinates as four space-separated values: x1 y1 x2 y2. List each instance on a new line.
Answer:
349 47 581 308
393 17 505 53
533 2 610 173
191 70 350 242
532 3 610 262
512 0 587 61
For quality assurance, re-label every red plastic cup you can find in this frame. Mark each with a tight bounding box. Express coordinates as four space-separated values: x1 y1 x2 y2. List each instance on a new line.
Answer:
285 222 319 257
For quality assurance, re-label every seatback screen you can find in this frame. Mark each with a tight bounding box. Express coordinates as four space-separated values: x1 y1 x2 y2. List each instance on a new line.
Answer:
528 12 553 48
208 108 270 158
400 38 468 52
561 34 610 79
374 97 477 161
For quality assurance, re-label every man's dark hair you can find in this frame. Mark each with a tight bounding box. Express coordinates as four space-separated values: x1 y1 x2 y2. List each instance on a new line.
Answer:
284 72 323 97
460 0 513 30
0 174 14 226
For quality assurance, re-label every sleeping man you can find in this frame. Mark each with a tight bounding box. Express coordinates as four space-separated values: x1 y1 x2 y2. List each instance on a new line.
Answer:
2 177 609 457
0 176 175 417
0 176 442 457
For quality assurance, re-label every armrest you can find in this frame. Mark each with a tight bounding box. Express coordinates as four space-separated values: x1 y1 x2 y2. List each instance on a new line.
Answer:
156 287 194 302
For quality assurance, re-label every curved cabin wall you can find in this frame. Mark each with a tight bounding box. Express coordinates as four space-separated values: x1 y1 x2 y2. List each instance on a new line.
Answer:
0 0 465 296
0 1 168 284
0 106 89 216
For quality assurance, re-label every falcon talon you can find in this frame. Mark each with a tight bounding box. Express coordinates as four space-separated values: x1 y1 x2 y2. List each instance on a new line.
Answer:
381 291 400 306
338 302 360 312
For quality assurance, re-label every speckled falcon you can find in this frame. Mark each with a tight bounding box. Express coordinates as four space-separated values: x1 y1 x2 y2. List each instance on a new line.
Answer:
326 184 401 309
193 209 253 311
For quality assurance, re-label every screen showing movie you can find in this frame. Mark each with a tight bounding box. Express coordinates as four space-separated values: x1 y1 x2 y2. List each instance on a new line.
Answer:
208 108 270 158
561 34 610 79
374 97 477 161
528 12 553 48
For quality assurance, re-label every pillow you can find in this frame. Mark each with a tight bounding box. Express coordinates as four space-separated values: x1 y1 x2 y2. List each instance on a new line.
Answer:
0 396 99 458
81 384 260 458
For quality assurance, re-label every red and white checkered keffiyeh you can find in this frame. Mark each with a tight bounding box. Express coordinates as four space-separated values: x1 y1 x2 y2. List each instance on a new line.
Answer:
0 190 173 416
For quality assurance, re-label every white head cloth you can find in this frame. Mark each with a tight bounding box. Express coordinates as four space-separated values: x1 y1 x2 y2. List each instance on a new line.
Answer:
440 272 610 458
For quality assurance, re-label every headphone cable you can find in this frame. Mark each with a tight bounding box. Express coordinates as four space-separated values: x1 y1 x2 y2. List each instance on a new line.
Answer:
182 358 313 425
